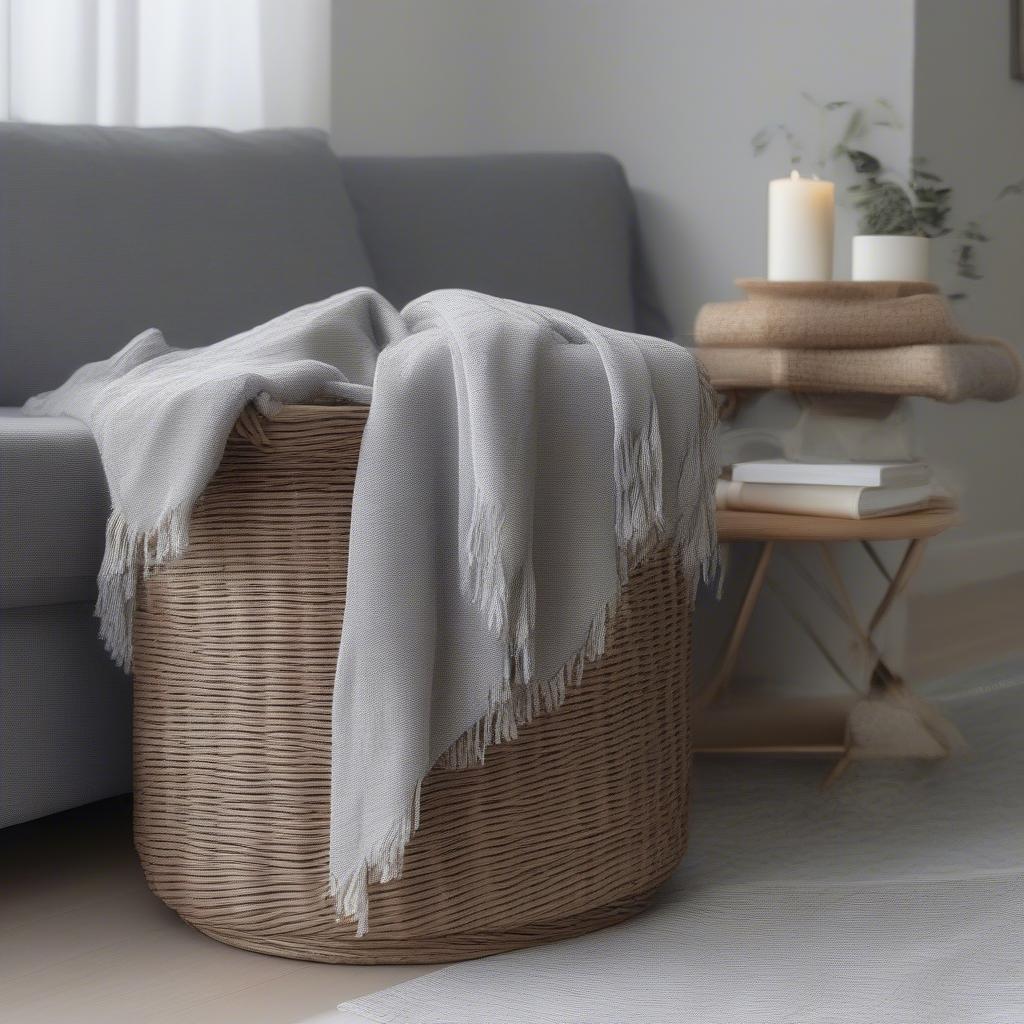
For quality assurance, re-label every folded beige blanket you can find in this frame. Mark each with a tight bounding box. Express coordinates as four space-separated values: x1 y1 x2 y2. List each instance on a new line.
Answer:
693 339 1022 403
695 280 964 350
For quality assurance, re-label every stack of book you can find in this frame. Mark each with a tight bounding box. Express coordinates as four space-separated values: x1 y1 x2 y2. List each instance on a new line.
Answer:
716 459 941 519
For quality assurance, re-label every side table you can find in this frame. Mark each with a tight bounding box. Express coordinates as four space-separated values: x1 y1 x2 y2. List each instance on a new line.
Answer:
697 503 959 778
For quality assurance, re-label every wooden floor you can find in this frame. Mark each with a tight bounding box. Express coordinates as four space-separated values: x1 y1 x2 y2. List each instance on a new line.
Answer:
0 798 432 1024
906 570 1024 681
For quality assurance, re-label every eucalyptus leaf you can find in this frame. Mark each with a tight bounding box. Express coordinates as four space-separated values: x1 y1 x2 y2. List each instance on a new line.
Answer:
873 98 903 130
997 178 1024 199
956 243 983 280
753 95 998 291
845 149 881 175
841 109 865 144
853 179 917 235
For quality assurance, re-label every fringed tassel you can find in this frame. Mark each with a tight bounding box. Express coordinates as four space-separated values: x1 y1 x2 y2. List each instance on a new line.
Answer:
94 506 191 672
672 358 721 600
613 402 665 581
330 777 424 936
95 512 141 670
465 492 537 689
443 370 716 781
333 362 719 937
437 597 612 773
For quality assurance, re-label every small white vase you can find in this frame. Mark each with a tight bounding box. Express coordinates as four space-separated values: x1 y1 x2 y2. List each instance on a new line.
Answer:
851 234 930 282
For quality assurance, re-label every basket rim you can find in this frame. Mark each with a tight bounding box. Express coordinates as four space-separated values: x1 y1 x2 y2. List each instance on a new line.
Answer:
268 402 370 422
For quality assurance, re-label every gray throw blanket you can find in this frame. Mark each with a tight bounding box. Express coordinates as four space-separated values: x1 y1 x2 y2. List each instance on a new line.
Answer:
25 288 719 934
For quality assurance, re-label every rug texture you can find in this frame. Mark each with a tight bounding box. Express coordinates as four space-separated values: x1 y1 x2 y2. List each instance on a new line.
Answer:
337 662 1024 1023
22 287 718 934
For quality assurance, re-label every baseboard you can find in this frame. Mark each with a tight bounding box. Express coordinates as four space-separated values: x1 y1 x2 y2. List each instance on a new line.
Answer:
914 530 1024 594
906 569 1024 682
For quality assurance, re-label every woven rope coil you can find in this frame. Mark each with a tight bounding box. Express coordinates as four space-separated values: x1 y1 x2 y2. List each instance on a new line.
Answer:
132 403 692 964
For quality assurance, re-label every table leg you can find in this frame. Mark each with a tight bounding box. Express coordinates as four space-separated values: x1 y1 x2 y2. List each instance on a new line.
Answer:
699 540 775 709
817 543 898 688
868 538 928 635
820 537 955 784
821 749 854 789
696 533 953 779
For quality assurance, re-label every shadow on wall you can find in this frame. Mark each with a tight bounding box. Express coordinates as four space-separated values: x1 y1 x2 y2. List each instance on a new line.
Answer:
631 187 705 343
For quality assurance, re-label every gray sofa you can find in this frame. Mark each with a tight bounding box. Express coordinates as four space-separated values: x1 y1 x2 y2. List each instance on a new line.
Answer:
0 124 666 828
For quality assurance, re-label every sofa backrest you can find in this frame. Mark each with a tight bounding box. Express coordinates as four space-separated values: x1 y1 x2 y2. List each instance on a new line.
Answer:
0 125 377 404
339 153 647 335
1 127 665 405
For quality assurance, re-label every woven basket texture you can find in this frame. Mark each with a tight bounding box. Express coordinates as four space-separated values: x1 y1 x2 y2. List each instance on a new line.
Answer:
132 404 692 964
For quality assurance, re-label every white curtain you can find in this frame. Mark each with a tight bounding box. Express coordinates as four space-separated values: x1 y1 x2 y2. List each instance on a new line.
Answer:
0 0 331 129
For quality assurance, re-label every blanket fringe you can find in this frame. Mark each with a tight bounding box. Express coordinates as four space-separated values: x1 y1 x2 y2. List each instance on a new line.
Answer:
614 403 665 580
330 597 614 935
329 779 423 937
95 506 190 671
330 359 720 935
673 358 721 596
465 494 537 688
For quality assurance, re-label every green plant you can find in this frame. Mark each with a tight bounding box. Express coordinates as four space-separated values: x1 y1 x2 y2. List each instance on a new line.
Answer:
752 95 1021 296
751 94 900 175
841 154 952 238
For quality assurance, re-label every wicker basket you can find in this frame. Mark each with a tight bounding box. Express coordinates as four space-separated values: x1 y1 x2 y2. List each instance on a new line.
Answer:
132 404 692 964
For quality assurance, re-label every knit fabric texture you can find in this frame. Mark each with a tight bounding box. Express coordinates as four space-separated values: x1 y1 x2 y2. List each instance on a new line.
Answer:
693 340 1021 402
692 279 1022 401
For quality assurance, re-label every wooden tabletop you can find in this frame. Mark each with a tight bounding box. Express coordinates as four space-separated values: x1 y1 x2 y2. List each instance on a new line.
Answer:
716 503 958 542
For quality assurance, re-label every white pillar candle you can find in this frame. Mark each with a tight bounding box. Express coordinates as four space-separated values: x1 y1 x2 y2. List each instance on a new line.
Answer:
767 170 835 281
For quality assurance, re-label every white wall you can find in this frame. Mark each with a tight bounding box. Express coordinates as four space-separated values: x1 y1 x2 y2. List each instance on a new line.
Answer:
331 0 921 695
912 0 1024 591
332 0 915 333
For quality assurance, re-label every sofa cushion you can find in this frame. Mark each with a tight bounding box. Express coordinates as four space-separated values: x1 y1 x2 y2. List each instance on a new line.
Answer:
0 408 108 609
339 153 640 331
0 125 377 404
1 602 130 828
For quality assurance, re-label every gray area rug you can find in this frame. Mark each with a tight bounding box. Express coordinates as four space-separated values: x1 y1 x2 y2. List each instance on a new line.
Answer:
337 661 1024 1023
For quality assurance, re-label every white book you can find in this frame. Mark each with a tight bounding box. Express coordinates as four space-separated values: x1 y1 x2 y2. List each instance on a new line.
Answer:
731 458 931 488
716 480 936 519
